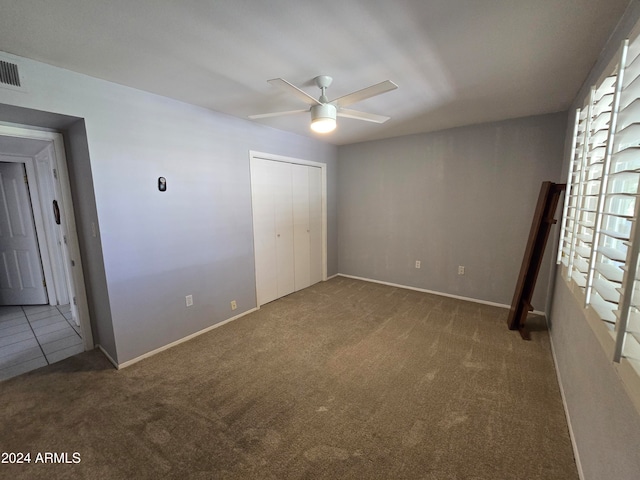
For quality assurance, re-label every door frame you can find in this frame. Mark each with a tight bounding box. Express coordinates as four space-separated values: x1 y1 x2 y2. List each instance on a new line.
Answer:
249 150 328 308
0 124 94 351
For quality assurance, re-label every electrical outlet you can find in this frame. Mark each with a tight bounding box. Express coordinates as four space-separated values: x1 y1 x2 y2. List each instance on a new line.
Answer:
458 266 465 275
230 300 237 311
415 260 421 269
185 294 193 307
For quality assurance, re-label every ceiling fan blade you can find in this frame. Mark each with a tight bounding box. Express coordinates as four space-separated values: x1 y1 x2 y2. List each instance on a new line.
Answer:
331 80 398 108
337 108 391 124
248 109 308 119
267 78 322 106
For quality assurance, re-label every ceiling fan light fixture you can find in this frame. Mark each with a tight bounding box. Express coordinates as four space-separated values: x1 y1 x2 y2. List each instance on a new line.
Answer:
251 76 397 133
310 104 337 133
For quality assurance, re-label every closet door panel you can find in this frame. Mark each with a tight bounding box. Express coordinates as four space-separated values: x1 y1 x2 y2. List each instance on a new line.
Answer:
252 157 323 306
308 165 323 285
273 161 295 297
292 164 311 291
251 158 278 305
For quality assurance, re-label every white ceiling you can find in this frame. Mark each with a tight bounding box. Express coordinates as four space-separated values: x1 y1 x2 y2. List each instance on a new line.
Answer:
0 0 631 145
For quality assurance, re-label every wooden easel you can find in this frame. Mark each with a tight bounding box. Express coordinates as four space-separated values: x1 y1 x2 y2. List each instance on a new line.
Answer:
508 181 565 339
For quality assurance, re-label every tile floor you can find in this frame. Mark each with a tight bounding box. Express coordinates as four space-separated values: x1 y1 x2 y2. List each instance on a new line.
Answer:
0 304 83 382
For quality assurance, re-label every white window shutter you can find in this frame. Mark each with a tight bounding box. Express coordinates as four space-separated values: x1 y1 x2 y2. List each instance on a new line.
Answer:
558 109 582 268
609 36 640 369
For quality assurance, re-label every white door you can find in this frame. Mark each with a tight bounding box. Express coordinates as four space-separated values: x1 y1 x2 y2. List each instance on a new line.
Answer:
308 165 323 285
0 162 47 305
273 160 295 298
251 158 295 304
251 158 278 305
292 164 323 290
251 157 323 306
292 164 311 291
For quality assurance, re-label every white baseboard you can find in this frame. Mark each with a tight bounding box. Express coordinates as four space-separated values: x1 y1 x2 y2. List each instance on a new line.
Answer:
547 320 585 480
334 273 546 316
115 308 258 370
101 276 544 370
97 344 118 369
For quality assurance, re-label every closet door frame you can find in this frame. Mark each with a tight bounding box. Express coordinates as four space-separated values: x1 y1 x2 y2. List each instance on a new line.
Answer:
249 151 328 308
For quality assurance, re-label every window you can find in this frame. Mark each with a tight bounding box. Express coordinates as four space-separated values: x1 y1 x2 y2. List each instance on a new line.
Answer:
610 35 640 367
585 74 619 323
558 105 587 282
558 34 640 375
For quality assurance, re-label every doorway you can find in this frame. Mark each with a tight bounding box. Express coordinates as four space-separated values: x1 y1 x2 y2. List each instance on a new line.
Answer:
0 125 93 380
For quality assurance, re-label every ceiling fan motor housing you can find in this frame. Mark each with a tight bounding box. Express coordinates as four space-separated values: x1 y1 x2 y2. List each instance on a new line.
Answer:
310 103 337 133
311 103 337 121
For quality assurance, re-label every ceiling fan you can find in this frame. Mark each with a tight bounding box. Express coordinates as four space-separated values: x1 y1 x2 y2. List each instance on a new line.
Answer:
249 75 398 133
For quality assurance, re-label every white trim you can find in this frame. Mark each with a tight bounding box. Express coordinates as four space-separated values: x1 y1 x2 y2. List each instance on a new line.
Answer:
248 150 328 308
0 124 94 351
326 273 340 280
547 319 585 480
116 307 258 369
97 344 118 369
335 274 546 316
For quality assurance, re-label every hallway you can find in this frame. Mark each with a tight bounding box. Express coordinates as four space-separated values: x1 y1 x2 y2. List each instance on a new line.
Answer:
0 304 82 381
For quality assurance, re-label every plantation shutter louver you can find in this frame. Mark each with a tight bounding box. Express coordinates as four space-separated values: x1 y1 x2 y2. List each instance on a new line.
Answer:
609 35 640 370
564 102 592 288
585 68 622 322
558 109 584 269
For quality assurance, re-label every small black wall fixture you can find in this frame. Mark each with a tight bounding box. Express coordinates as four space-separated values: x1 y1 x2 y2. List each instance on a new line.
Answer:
158 177 167 192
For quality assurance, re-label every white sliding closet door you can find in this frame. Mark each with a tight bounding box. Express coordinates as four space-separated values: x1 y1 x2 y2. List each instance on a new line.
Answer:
251 157 323 307
292 164 311 291
308 165 323 285
273 161 295 298
251 158 278 305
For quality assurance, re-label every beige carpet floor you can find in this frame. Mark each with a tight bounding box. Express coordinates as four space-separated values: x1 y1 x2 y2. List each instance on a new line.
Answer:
0 277 578 479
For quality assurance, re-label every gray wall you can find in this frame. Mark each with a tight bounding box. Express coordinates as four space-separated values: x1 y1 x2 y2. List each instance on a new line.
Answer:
337 112 566 307
0 53 338 364
64 119 116 357
548 1 640 479
550 280 640 479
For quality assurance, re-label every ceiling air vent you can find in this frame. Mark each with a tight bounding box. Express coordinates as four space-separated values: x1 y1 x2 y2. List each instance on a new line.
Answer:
0 60 21 87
